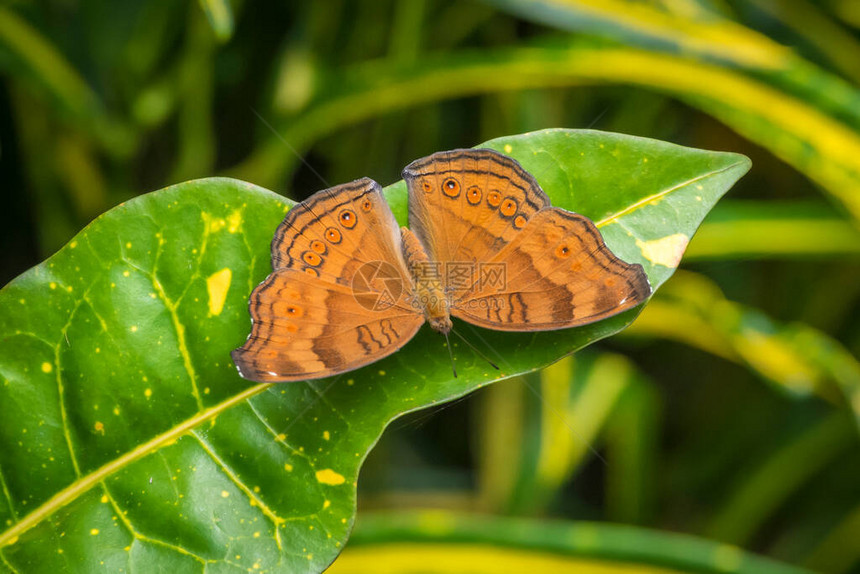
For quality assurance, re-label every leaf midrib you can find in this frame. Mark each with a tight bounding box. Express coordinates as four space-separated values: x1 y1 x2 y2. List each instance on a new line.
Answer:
0 382 270 546
595 160 749 228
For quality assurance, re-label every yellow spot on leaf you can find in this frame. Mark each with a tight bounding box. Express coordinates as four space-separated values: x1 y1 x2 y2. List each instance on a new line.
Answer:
90 529 99 536
316 469 346 485
227 210 242 233
253 531 260 538
6 536 17 545
635 233 689 268
41 362 53 374
130 325 138 333
285 463 293 472
503 144 513 154
69 241 77 249
100 494 108 503
122 270 130 277
125 242 132 248
276 433 286 441
49 282 57 290
207 268 232 316
221 490 230 498
144 388 152 398
94 421 104 435
323 431 330 441
323 500 331 509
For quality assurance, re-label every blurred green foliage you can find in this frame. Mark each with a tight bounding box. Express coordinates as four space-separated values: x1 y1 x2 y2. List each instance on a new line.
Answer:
1 0 859 573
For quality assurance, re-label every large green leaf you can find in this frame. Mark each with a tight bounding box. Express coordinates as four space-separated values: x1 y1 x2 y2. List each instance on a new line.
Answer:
334 510 814 574
0 130 749 573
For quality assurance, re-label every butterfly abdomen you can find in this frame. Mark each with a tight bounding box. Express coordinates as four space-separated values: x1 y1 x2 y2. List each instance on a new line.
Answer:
400 226 452 334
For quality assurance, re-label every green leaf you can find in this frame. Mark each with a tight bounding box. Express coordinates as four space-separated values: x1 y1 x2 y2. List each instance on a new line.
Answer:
706 412 857 546
0 130 748 572
476 351 652 515
686 201 860 260
0 6 100 119
336 510 815 574
482 0 791 69
197 0 234 42
625 271 860 419
230 42 860 226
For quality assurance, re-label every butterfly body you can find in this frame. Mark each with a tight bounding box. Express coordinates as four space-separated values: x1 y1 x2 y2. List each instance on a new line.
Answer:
232 149 651 383
400 226 453 335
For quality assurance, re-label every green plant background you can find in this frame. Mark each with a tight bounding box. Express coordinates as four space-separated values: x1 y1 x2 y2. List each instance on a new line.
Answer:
1 1 859 574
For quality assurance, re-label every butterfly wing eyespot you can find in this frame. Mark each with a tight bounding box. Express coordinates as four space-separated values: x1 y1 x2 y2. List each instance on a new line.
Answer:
302 251 323 266
500 197 518 217
442 178 460 198
555 244 572 258
361 198 373 212
514 215 527 229
422 181 433 193
325 227 342 244
339 209 357 228
487 190 502 207
466 186 482 205
310 240 327 254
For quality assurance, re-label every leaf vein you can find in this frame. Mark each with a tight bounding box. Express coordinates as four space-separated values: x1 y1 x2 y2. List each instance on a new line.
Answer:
595 161 748 227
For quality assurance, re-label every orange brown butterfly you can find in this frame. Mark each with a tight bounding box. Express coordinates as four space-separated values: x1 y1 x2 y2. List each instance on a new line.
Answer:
232 148 651 382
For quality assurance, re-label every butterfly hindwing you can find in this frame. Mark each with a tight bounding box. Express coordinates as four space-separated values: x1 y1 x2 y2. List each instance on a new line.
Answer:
231 268 423 382
451 208 651 330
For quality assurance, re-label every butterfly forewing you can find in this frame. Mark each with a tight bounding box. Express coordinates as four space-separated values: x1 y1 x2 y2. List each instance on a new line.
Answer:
271 178 410 288
234 179 423 382
404 149 550 274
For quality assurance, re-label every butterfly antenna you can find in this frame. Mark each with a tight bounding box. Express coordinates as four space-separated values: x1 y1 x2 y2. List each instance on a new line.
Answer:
443 331 457 378
451 327 499 370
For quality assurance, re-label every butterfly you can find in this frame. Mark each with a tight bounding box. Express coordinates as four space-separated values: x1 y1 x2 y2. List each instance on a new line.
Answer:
232 148 651 382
